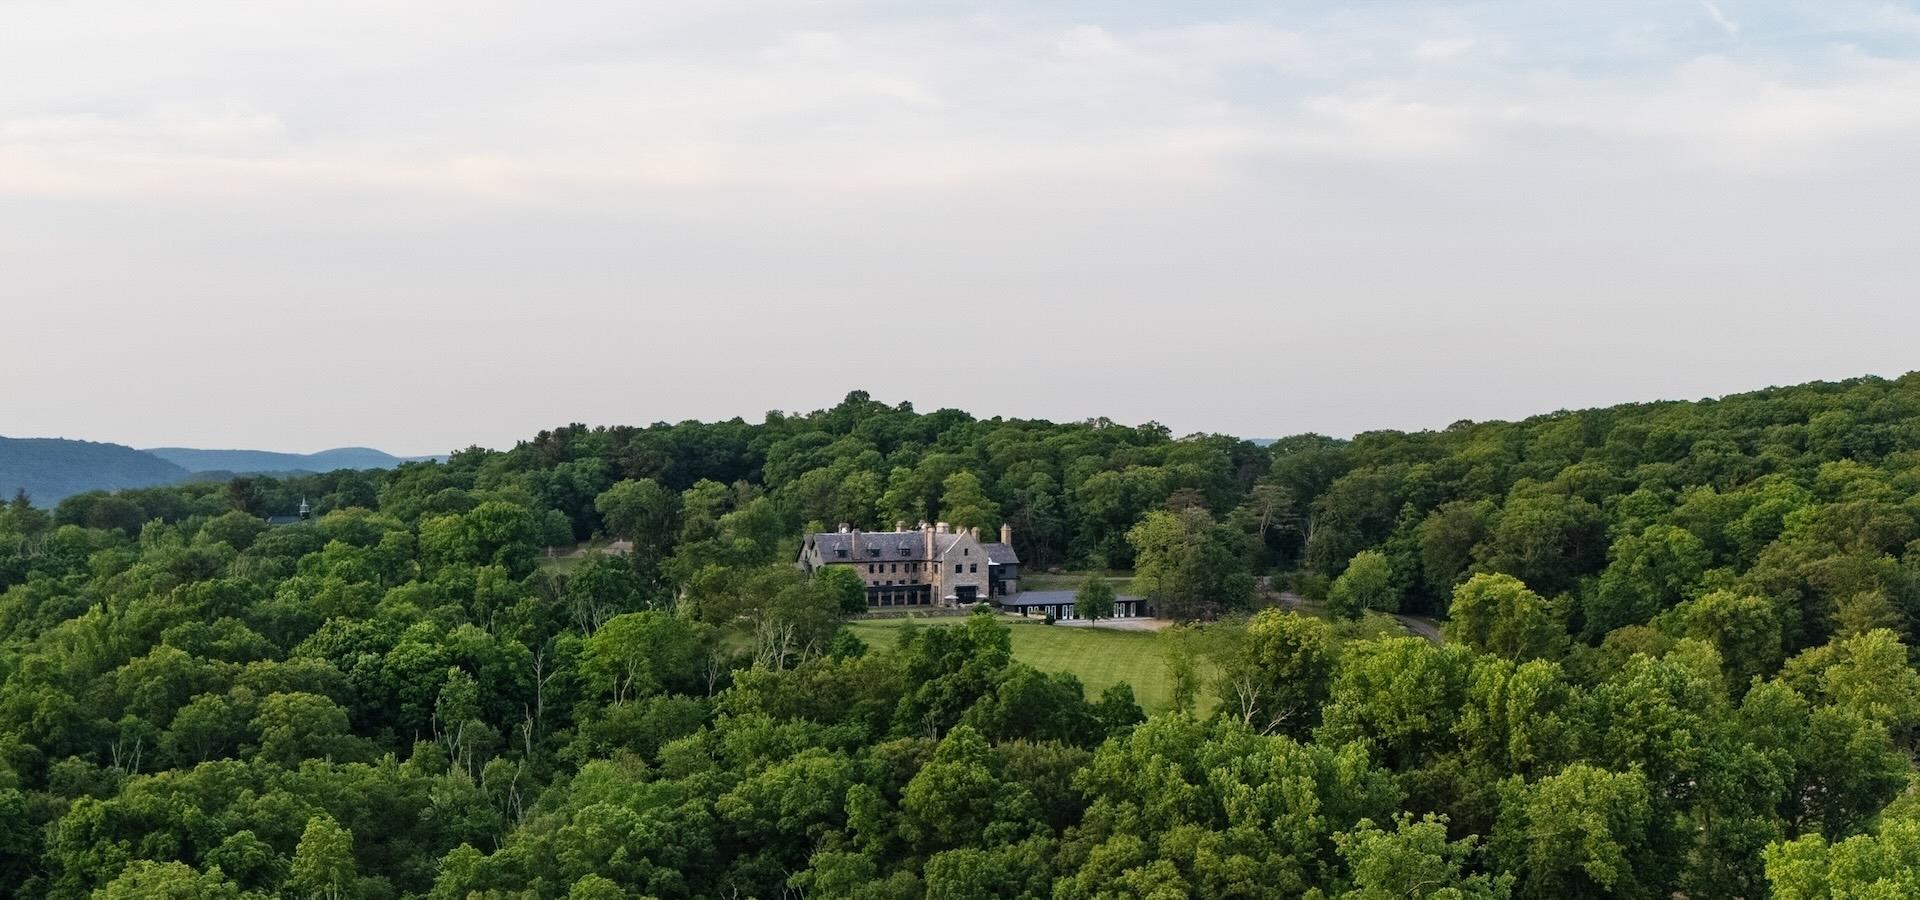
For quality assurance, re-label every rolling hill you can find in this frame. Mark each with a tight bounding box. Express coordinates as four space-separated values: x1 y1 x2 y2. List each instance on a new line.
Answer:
0 437 190 506
144 446 436 473
1 439 445 507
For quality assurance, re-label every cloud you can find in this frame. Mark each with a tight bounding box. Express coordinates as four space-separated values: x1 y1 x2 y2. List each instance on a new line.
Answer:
1531 53 1920 172
1413 37 1477 62
8 2 1920 453
1 103 284 146
2 2 1919 201
1700 1 1741 37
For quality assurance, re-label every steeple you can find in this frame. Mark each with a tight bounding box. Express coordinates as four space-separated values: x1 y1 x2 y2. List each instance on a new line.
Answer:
298 496 310 519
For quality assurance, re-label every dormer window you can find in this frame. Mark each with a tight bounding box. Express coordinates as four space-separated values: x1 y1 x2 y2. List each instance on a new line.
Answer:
868 548 881 557
899 548 911 557
835 549 848 558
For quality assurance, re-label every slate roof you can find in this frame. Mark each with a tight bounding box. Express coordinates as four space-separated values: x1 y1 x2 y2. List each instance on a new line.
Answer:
981 542 1020 565
807 528 1010 565
810 530 930 561
999 590 1143 607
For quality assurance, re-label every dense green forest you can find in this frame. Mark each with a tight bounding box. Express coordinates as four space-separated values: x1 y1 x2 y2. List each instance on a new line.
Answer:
2 378 1918 898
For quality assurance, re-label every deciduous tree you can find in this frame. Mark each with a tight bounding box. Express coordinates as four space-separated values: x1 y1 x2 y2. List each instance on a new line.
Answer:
1446 573 1564 662
1328 549 1398 620
1074 576 1115 623
1215 609 1333 737
291 814 357 900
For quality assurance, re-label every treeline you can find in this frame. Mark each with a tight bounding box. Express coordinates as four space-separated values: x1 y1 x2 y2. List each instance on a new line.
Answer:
0 376 1912 896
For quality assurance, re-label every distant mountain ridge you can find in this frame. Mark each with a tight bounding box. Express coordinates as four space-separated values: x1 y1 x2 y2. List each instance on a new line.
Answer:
0 437 189 506
144 446 439 474
1 438 444 507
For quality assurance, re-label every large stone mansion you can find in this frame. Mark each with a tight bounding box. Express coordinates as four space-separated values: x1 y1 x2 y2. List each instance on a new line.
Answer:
797 521 1021 608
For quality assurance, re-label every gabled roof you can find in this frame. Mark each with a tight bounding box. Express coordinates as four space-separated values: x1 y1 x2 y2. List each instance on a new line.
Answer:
998 589 1141 607
809 530 929 561
807 527 1000 563
981 542 1020 565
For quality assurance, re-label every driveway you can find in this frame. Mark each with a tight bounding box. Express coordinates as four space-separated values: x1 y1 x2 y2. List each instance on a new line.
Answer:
1054 616 1172 632
1396 614 1443 642
1276 592 1443 644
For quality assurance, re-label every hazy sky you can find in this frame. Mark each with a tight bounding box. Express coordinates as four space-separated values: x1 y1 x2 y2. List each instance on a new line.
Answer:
5 1 1920 455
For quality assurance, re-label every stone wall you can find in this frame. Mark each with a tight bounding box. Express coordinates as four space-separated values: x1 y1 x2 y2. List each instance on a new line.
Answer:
937 530 992 601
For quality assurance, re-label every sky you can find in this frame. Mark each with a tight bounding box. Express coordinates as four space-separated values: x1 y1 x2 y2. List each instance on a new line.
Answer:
4 1 1920 455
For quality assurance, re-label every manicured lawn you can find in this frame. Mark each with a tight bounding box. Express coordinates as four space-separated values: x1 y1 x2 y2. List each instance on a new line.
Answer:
535 541 623 575
846 616 1202 713
536 554 586 575
843 604 1423 715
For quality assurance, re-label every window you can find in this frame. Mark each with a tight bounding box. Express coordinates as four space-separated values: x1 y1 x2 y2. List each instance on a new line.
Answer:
867 564 876 574
868 548 880 557
899 548 910 557
953 563 962 573
964 548 970 555
835 549 847 558
890 563 897 573
969 563 978 573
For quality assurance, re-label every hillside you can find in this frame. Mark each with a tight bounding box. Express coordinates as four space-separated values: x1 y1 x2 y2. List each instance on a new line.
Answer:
144 445 429 473
1 440 443 507
0 436 188 506
0 376 1917 898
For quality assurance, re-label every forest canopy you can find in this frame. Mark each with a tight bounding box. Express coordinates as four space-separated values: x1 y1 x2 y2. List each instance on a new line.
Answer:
0 375 1918 897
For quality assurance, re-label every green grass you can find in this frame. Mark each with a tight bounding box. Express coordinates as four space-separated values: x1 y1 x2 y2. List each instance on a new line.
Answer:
846 616 1204 713
843 602 1434 714
536 554 587 575
535 541 622 575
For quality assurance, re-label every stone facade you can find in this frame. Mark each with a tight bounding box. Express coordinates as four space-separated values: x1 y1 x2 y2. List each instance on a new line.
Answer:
798 521 1006 608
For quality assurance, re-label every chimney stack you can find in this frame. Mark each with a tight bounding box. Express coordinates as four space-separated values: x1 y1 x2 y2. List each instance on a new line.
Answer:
936 522 950 534
838 523 850 533
1000 523 1013 545
969 525 980 539
894 520 908 532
